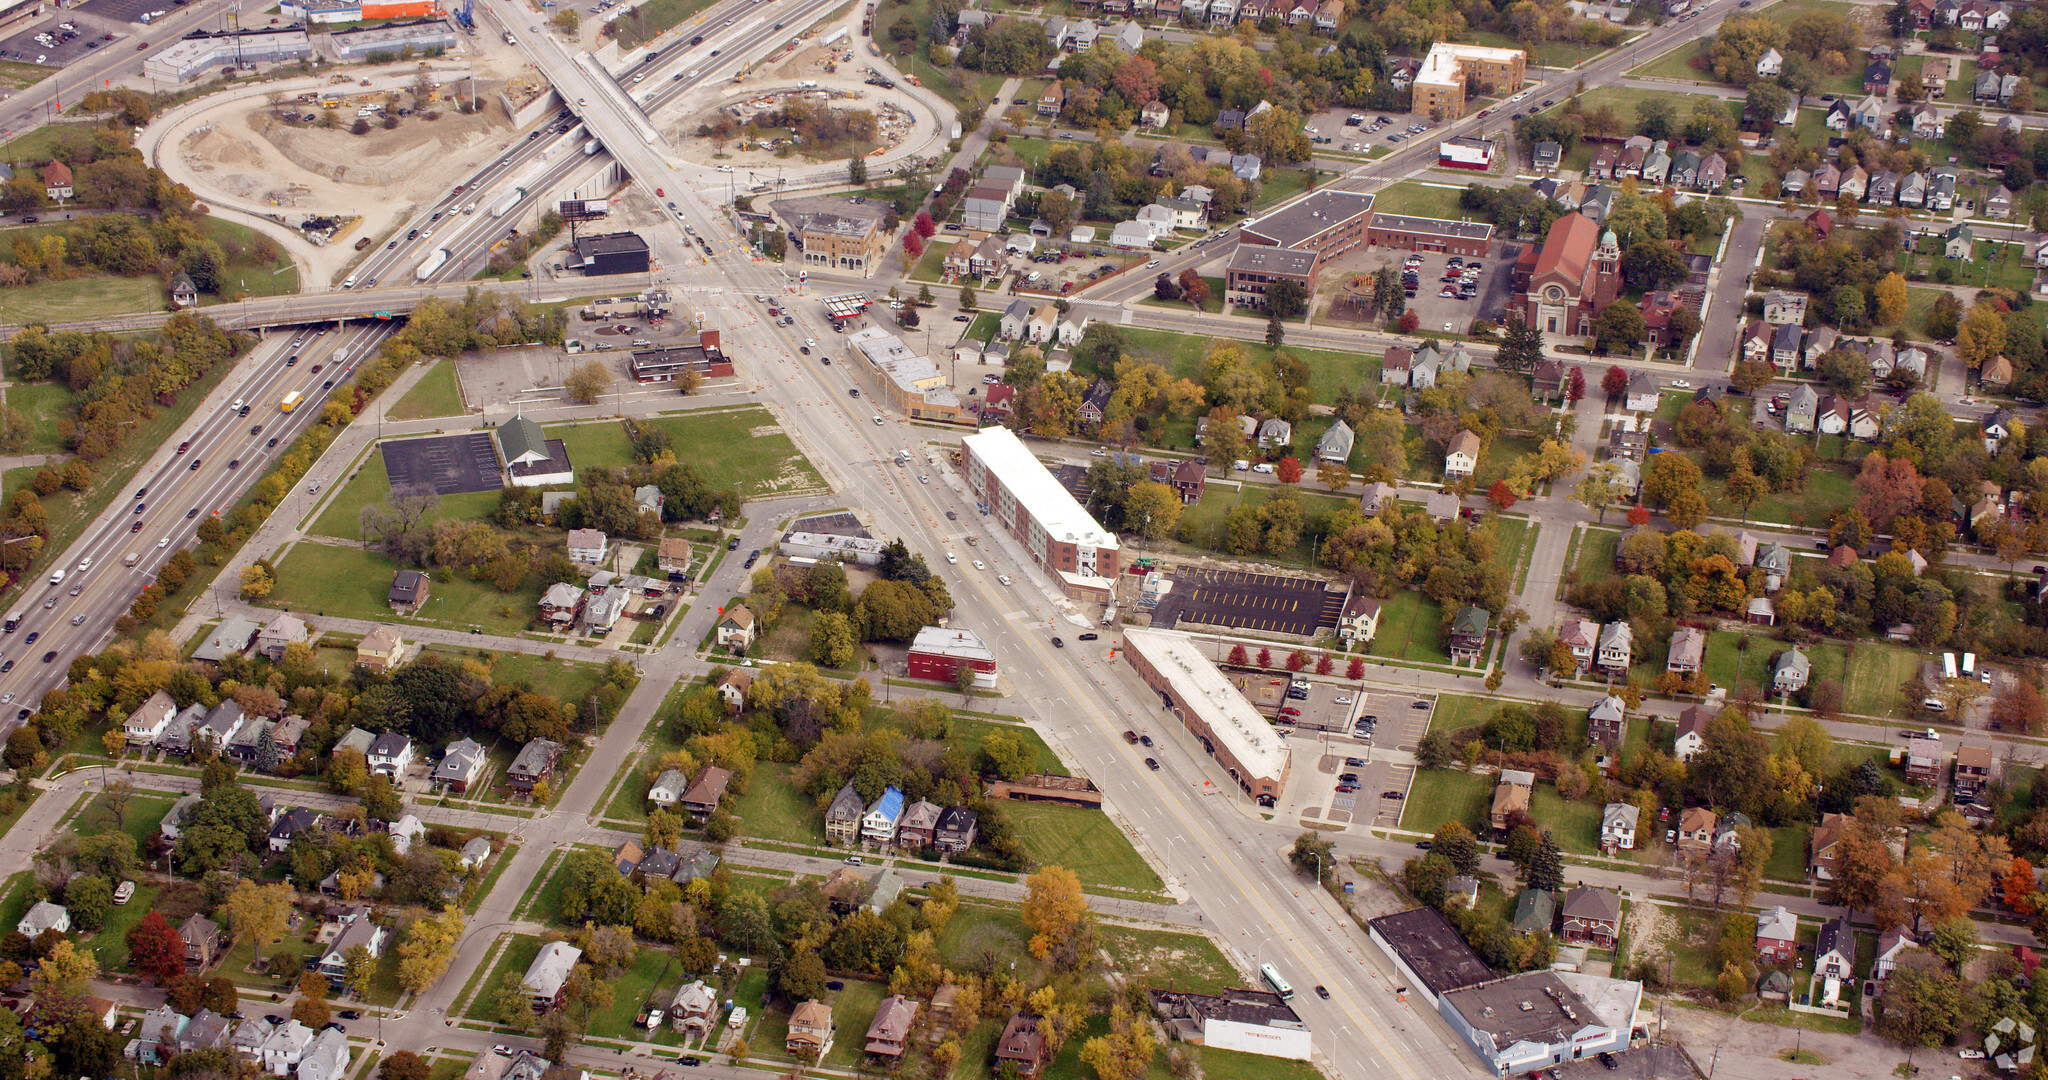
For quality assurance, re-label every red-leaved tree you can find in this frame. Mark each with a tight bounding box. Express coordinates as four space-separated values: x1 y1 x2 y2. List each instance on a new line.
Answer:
1488 480 1518 510
1227 644 1249 667
1398 311 1420 333
1275 456 1302 484
1601 364 1628 398
1315 654 1333 675
1256 647 1273 668
903 231 925 256
1565 366 1586 403
1345 657 1365 680
913 211 937 238
127 910 186 985
1285 649 1309 671
1627 503 1651 526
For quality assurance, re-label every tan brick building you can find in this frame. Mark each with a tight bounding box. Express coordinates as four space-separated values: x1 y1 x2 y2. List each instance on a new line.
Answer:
1411 42 1527 120
799 212 886 277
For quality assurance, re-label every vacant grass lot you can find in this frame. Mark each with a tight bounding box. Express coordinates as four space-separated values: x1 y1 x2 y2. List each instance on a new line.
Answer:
610 0 722 48
266 543 540 634
1003 800 1164 895
1716 459 1858 528
76 790 176 855
547 408 825 498
1399 768 1490 835
730 762 828 846
1576 526 1622 583
1845 640 1924 717
1368 182 1467 221
6 381 78 455
309 449 501 541
2 275 162 323
1102 328 1380 415
1098 925 1240 994
467 933 544 1023
1173 482 1361 567
387 360 466 420
1372 589 1446 664
1428 693 1495 735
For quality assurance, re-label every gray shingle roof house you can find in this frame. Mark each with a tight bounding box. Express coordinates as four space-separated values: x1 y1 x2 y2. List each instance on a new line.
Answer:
1316 420 1354 463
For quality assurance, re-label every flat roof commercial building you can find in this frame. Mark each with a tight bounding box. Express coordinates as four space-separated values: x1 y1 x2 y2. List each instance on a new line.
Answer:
628 330 733 383
1367 213 1494 256
960 426 1121 599
798 212 887 277
847 326 970 425
1147 989 1310 1060
1366 908 1497 1007
1121 627 1290 804
573 232 651 277
1224 245 1319 310
329 19 459 59
1439 971 1639 1076
1238 191 1376 262
907 627 998 687
147 29 314 82
1412 42 1527 120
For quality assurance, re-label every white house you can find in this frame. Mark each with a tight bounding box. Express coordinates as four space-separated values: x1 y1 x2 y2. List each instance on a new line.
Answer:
566 529 609 565
389 814 426 856
1756 47 1783 76
1444 431 1480 479
296 1028 351 1080
16 901 68 937
124 690 178 747
365 732 414 779
1672 703 1710 761
647 767 689 808
260 1020 316 1075
1600 803 1638 850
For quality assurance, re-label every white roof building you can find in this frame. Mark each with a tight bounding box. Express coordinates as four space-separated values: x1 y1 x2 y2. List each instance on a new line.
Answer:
1122 627 1290 799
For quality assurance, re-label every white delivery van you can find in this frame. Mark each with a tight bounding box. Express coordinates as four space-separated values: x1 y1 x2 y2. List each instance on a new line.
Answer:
48 568 64 585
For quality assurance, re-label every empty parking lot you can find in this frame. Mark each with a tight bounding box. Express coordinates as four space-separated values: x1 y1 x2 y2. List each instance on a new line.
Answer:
1150 568 1341 636
379 433 502 496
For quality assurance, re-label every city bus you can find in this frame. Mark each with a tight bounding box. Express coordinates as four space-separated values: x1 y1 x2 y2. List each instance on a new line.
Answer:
1260 963 1293 999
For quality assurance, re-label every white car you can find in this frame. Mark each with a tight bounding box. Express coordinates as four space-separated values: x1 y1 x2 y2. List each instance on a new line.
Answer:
998 574 1013 586
945 553 957 563
1443 322 1453 332
157 536 169 548
1667 379 1692 388
76 557 90 572
804 338 817 347
972 560 985 570
1091 448 1107 457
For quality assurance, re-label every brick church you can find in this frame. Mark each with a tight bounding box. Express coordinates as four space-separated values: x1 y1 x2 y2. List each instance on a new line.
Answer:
1515 213 1621 337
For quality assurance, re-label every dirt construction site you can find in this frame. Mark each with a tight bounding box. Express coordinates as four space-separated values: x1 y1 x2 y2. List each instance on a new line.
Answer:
653 38 939 171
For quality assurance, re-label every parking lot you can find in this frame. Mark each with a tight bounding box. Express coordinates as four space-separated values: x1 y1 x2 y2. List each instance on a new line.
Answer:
1150 568 1342 636
379 432 503 497
0 19 115 68
1304 108 1431 153
76 0 172 23
1394 249 1513 335
1290 686 1434 829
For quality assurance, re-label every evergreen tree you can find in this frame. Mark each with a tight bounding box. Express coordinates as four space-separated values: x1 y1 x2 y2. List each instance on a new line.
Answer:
917 284 934 306
253 726 278 775
1266 313 1284 348
848 155 867 185
1528 831 1565 892
1496 312 1543 375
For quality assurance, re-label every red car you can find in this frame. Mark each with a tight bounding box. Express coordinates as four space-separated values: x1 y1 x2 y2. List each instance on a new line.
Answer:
655 187 664 196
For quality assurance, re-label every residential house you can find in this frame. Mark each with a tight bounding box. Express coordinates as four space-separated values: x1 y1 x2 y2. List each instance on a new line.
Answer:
1444 430 1481 479
1786 384 1819 433
717 604 756 651
124 690 178 747
716 669 754 712
1869 170 1900 205
1756 542 1791 591
1489 769 1535 834
1600 802 1638 851
1511 887 1555 936
1874 927 1917 980
671 981 717 1036
1756 47 1783 77
1448 606 1489 664
433 738 486 792
1772 648 1811 694
1674 704 1710 761
1667 627 1707 676
256 612 308 662
16 900 67 937
1865 59 1893 94
267 807 322 853
387 569 428 612
995 1014 1051 1076
865 995 919 1059
261 1020 317 1075
389 814 425 856
1839 165 1870 201
1038 81 1065 116
522 942 582 1011
647 768 688 808
1676 807 1717 855
1699 152 1729 191
355 626 410 673
935 806 979 853
1587 695 1627 747
1336 594 1382 648
860 786 906 846
460 837 493 871
1923 55 1950 96
1990 185 2016 219
1904 735 1946 782
896 799 942 849
179 914 220 973
180 1010 232 1053
1626 371 1660 411
786 1001 835 1059
1558 886 1621 948
366 732 414 779
1317 420 1354 463
506 738 563 795
824 782 866 844
1813 163 1841 200
539 583 586 626
566 529 608 565
1901 171 1929 208
1596 620 1632 675
1714 812 1750 854
1815 917 1857 980
1825 97 1853 131
1557 618 1596 674
40 160 70 200
680 765 733 821
1257 416 1293 451
1945 223 1975 259
1955 743 1994 798
297 1029 350 1080
1756 907 1799 964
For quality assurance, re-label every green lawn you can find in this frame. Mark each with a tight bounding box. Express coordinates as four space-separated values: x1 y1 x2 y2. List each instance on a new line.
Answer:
386 360 466 420
0 275 162 322
1629 39 1712 83
607 0 722 48
1105 327 1380 412
75 790 177 855
5 381 78 454
1427 692 1495 735
1367 182 1467 221
0 124 103 162
1369 589 1446 664
1461 28 1615 68
1250 167 1311 212
1766 822 1810 882
1098 925 1240 995
1715 460 1857 528
1137 275 1224 315
729 761 828 846
909 240 955 283
820 978 888 1069
206 217 301 301
309 448 502 541
581 948 689 1039
465 933 544 1023
265 543 541 635
1530 785 1607 855
547 419 636 471
432 648 615 705
1004 800 1164 896
1172 482 1363 568
1398 768 1491 835
1844 640 1925 718
640 407 826 497
1576 526 1623 584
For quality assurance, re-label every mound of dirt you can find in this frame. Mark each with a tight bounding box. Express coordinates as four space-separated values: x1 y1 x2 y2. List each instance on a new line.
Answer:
251 107 512 189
